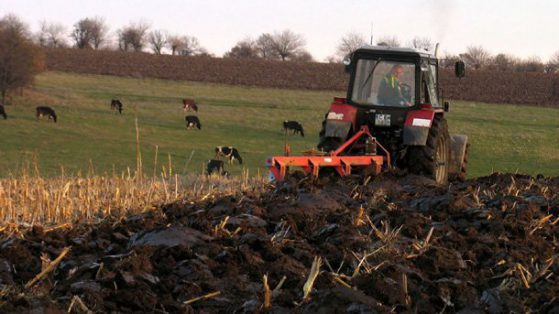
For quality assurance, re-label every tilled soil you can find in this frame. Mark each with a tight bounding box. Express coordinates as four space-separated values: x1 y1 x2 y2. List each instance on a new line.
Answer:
0 173 558 313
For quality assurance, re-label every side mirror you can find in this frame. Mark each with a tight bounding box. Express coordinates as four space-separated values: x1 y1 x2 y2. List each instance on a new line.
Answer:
455 61 465 78
343 55 352 74
444 101 450 112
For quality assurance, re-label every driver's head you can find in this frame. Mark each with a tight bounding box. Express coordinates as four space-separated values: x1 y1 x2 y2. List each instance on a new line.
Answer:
391 65 404 78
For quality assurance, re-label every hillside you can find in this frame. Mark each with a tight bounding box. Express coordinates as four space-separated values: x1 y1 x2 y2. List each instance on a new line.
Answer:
44 48 559 106
1 72 558 178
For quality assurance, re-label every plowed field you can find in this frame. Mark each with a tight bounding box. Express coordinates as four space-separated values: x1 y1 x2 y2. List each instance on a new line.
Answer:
1 173 557 313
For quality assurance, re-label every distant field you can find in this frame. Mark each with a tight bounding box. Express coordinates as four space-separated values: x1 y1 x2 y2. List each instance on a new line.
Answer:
0 71 557 178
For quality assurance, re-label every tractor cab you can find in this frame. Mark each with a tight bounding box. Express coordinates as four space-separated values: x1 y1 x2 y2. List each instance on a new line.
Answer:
346 46 443 110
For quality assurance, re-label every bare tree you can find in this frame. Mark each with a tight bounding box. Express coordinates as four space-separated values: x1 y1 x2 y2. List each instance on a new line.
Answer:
490 53 516 71
0 14 44 103
336 32 366 58
37 21 67 48
177 36 203 56
461 45 491 70
167 35 183 55
409 36 433 51
224 38 258 59
71 17 107 49
148 30 167 54
118 21 150 52
166 34 205 56
90 17 108 49
545 51 559 73
376 35 400 47
270 30 306 61
255 33 276 59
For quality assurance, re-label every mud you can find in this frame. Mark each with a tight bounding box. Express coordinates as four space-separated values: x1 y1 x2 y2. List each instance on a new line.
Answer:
0 173 558 313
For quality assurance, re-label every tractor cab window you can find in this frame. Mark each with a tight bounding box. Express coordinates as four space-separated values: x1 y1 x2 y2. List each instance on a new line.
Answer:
351 59 415 107
421 62 439 107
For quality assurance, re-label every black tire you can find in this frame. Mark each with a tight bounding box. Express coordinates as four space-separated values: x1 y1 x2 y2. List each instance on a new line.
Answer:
407 115 451 184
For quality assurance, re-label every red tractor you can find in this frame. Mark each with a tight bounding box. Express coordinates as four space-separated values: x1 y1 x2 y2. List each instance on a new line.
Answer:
268 45 468 184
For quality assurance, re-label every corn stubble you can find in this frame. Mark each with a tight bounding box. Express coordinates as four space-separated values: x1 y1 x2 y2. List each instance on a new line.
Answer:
0 167 266 226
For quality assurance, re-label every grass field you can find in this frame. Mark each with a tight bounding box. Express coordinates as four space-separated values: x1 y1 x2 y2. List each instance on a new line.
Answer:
0 71 558 178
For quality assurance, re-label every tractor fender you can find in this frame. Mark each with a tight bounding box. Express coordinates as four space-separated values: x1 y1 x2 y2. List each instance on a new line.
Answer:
324 103 358 138
403 110 437 145
449 134 468 175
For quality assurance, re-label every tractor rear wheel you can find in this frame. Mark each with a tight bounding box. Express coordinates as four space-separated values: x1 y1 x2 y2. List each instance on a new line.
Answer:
407 115 451 184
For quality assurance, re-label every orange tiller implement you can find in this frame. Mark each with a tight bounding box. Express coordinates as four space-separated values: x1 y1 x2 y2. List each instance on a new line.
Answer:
267 126 391 182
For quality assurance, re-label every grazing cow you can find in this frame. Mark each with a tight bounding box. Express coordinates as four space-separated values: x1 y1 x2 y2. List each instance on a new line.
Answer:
283 120 304 137
183 98 198 112
36 106 57 123
215 146 243 164
111 99 123 114
206 159 229 177
0 105 6 120
185 115 201 130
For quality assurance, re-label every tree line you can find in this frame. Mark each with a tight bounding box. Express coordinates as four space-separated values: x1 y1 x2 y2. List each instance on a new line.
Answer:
2 13 559 104
15 13 559 69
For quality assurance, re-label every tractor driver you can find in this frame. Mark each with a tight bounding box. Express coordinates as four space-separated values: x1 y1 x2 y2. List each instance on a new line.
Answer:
377 64 411 106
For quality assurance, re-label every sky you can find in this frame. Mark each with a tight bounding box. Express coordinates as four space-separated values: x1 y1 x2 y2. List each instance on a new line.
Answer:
2 0 558 62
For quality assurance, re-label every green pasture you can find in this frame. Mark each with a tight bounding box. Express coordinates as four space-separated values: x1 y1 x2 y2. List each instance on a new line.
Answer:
0 71 557 178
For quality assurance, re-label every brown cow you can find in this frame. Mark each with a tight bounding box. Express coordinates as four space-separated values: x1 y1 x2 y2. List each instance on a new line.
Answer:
182 98 198 112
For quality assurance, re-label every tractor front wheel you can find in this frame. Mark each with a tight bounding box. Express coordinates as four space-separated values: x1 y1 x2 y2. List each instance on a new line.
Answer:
407 116 451 184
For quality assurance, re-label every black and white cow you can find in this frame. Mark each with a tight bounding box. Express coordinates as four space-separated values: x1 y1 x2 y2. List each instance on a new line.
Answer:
0 105 6 120
215 146 243 164
185 115 201 130
283 120 304 137
36 106 57 123
206 159 229 176
111 98 123 114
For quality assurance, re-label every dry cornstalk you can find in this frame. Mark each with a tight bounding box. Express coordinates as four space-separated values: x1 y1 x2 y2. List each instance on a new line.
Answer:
422 227 434 249
67 295 92 313
529 215 554 235
184 291 221 305
516 263 531 289
272 275 287 298
44 223 72 233
332 275 352 289
402 273 410 305
353 206 365 227
263 274 271 309
303 256 322 301
25 246 71 289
